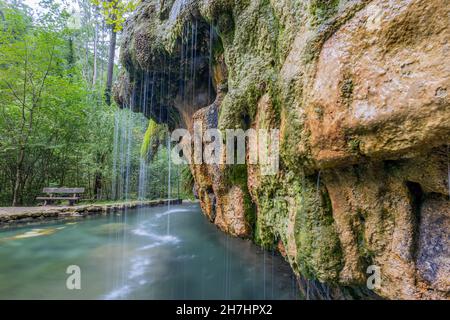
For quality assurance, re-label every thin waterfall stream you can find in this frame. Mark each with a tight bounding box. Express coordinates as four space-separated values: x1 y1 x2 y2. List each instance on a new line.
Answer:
0 11 302 300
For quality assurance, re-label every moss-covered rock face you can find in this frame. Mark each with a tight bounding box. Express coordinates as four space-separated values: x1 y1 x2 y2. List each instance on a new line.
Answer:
115 0 450 299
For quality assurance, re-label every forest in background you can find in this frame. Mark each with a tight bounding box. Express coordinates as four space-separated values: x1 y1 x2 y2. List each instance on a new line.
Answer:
0 0 192 206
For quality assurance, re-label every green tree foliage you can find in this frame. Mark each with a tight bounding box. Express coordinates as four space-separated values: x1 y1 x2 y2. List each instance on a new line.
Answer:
111 108 192 201
0 0 115 205
90 0 140 105
0 0 192 206
91 0 139 32
146 144 193 201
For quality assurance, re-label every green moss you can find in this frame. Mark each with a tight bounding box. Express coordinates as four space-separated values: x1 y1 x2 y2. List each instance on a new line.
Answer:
140 119 158 158
314 105 324 120
266 77 283 125
218 76 266 130
215 0 340 267
212 29 225 63
227 164 248 188
251 174 284 249
341 78 353 100
218 0 284 130
340 77 354 109
292 174 343 282
355 210 375 268
309 0 340 25
216 11 235 38
347 138 361 153
253 195 278 249
302 1 366 65
225 164 256 234
242 192 256 236
251 170 343 282
119 0 375 289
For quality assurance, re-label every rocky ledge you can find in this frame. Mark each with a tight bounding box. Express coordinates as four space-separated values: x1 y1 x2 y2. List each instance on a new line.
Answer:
0 199 183 227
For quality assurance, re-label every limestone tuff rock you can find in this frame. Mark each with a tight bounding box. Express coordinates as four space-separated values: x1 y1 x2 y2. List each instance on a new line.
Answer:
115 0 450 299
191 96 253 238
307 0 450 169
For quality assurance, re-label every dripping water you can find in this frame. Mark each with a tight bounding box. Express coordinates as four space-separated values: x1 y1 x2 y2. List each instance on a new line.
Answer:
111 112 120 200
192 20 198 107
272 235 275 299
208 23 213 102
168 0 190 24
167 131 172 235
447 144 450 200
263 244 266 299
138 72 150 200
316 170 321 201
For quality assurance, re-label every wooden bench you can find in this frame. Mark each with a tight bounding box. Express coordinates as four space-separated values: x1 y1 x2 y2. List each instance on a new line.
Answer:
36 187 85 206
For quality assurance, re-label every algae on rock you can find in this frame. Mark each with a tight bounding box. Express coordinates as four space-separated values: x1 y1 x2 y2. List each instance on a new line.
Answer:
115 0 450 300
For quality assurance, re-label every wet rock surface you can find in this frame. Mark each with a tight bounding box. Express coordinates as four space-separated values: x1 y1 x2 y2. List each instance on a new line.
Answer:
115 0 449 299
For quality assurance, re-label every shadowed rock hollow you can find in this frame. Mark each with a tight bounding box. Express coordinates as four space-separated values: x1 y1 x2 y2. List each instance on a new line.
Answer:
114 0 450 299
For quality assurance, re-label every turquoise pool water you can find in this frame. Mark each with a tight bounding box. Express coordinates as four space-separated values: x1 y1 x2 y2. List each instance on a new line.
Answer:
0 203 299 299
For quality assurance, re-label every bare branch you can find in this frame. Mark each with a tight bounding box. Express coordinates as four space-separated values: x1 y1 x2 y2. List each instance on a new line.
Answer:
3 80 25 106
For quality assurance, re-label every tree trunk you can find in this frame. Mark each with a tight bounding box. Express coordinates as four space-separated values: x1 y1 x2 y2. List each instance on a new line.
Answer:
12 169 21 206
12 147 25 206
94 152 106 199
105 26 116 105
94 172 102 200
92 23 98 86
